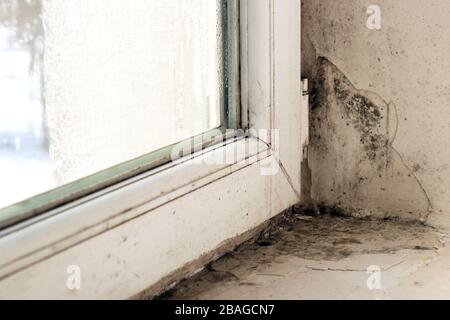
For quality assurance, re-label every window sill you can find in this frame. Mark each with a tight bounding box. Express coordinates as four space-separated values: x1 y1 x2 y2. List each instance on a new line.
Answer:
0 136 276 297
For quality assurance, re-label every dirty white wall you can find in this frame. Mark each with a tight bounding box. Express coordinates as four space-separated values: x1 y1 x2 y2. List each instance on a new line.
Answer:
43 0 220 184
302 0 450 229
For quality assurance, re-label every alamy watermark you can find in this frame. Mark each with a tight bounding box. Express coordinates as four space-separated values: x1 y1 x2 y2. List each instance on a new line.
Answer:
170 128 281 176
366 265 382 290
66 265 81 291
367 5 382 30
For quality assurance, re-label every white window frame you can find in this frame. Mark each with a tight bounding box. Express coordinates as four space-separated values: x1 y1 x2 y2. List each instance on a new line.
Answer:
0 0 302 300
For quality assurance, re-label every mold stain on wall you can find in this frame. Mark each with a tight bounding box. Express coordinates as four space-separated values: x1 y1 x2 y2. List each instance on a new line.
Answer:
307 56 431 221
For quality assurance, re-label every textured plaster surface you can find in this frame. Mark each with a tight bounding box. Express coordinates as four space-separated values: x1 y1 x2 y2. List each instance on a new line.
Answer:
308 57 431 221
301 0 450 229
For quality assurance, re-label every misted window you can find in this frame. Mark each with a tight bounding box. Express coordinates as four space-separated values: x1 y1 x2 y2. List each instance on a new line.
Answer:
0 0 238 227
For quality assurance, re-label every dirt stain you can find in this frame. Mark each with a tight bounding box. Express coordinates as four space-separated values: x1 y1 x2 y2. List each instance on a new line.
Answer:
308 57 431 221
157 210 440 300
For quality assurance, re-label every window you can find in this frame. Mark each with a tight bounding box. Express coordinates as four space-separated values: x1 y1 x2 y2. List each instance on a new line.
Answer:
0 0 302 299
0 0 239 228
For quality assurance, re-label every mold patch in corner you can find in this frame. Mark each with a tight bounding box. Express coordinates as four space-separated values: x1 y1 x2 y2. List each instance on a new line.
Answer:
308 57 431 221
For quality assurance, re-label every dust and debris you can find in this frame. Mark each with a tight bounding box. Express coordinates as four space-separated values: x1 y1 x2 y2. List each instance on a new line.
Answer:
157 209 441 300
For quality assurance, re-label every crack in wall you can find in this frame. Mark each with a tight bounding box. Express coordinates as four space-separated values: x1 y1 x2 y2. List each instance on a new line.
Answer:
306 56 432 221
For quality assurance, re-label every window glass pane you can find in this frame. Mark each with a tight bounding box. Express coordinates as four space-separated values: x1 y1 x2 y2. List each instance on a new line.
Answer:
0 0 224 212
0 0 48 209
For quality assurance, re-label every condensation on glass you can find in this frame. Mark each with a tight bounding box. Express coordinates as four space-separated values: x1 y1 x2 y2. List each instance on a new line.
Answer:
0 0 222 211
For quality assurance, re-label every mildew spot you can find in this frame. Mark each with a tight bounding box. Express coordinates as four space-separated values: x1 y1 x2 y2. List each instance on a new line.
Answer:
309 57 431 221
333 78 387 161
311 57 388 161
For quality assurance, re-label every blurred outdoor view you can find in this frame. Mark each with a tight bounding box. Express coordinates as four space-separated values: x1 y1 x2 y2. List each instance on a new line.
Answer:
0 0 221 211
0 0 56 209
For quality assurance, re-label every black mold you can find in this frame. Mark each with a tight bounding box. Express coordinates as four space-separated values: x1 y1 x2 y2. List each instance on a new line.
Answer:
311 57 388 161
308 57 432 219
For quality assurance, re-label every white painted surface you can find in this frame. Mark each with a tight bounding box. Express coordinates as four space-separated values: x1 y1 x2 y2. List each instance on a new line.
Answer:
0 140 274 299
0 138 269 279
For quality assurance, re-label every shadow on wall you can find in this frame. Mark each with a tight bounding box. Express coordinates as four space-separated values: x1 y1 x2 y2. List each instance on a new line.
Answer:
305 56 431 221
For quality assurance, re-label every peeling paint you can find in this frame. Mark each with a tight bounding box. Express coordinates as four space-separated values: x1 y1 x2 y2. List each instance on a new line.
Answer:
308 57 431 221
301 0 450 229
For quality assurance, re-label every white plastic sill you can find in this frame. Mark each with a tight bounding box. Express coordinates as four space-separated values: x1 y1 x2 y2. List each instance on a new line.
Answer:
0 136 270 281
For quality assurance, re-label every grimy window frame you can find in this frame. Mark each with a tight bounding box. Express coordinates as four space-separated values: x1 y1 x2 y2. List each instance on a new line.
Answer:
0 0 241 230
0 0 302 299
